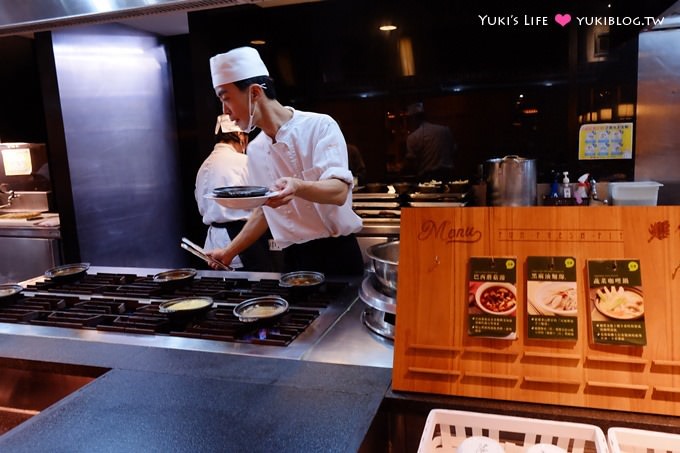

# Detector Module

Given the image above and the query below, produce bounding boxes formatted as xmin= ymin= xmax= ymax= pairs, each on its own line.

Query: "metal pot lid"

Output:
xmin=212 ymin=185 xmax=269 ymax=198
xmin=278 ymin=271 xmax=325 ymax=288
xmin=486 ymin=154 xmax=534 ymax=163
xmin=152 ymin=268 xmax=197 ymax=283
xmin=233 ymin=295 xmax=289 ymax=323
xmin=159 ymin=296 xmax=213 ymax=313
xmin=44 ymin=263 xmax=90 ymax=279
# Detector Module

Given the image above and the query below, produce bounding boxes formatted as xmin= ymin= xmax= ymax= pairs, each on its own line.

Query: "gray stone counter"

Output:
xmin=0 ymin=334 xmax=391 ymax=452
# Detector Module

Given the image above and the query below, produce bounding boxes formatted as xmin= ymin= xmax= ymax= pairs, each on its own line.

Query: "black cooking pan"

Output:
xmin=0 ymin=284 xmax=23 ymax=305
xmin=152 ymin=268 xmax=197 ymax=289
xmin=233 ymin=296 xmax=289 ymax=323
xmin=279 ymin=271 xmax=325 ymax=295
xmin=159 ymin=296 xmax=213 ymax=324
xmin=44 ymin=263 xmax=90 ymax=283
xmin=213 ymin=186 xmax=269 ymax=198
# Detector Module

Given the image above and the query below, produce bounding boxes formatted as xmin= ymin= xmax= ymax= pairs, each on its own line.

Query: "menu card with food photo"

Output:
xmin=526 ymin=256 xmax=578 ymax=341
xmin=586 ymin=259 xmax=646 ymax=346
xmin=468 ymin=257 xmax=518 ymax=340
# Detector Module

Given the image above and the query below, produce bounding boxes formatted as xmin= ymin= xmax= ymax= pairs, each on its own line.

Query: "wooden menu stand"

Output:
xmin=392 ymin=206 xmax=680 ymax=416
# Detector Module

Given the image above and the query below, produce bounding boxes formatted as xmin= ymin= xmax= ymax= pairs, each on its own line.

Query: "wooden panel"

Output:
xmin=393 ymin=206 xmax=680 ymax=416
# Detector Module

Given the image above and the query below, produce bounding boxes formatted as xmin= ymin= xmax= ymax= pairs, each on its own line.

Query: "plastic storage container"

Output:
xmin=608 ymin=427 xmax=680 ymax=453
xmin=417 ymin=409 xmax=608 ymax=452
xmin=609 ymin=181 xmax=663 ymax=206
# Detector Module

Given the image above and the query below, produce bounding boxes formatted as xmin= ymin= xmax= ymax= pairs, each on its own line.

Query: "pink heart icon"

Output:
xmin=555 ymin=13 xmax=571 ymax=27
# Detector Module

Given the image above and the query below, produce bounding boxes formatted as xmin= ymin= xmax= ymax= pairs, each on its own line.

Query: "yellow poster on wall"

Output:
xmin=578 ymin=122 xmax=633 ymax=160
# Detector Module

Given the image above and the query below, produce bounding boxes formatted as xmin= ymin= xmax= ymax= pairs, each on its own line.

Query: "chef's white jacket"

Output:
xmin=194 ymin=142 xmax=251 ymax=267
xmin=246 ymin=108 xmax=363 ymax=249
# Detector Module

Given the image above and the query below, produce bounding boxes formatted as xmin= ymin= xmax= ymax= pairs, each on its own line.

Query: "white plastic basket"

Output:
xmin=608 ymin=427 xmax=680 ymax=453
xmin=418 ymin=409 xmax=609 ymax=453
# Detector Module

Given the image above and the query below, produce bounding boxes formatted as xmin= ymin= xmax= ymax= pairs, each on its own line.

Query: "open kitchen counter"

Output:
xmin=0 ymin=266 xmax=393 ymax=452
xmin=0 ymin=336 xmax=391 ymax=452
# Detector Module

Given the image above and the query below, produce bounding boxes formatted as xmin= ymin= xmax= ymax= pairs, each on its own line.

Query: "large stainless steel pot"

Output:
xmin=365 ymin=240 xmax=399 ymax=291
xmin=485 ymin=155 xmax=537 ymax=206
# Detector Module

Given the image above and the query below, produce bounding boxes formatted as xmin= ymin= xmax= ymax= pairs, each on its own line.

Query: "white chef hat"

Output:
xmin=210 ymin=47 xmax=269 ymax=88
xmin=215 ymin=114 xmax=242 ymax=134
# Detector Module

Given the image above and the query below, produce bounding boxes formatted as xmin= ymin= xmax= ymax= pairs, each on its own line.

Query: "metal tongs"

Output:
xmin=180 ymin=237 xmax=232 ymax=271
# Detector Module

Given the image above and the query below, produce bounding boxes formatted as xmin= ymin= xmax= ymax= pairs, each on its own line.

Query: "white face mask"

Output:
xmin=243 ymin=83 xmax=267 ymax=133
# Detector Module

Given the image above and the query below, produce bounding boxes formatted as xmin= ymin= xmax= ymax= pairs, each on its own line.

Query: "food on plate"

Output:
xmin=595 ymin=285 xmax=644 ymax=319
xmin=541 ymin=285 xmax=577 ymax=312
xmin=479 ymin=284 xmax=516 ymax=313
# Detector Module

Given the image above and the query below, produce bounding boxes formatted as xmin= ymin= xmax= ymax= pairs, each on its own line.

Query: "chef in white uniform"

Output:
xmin=196 ymin=114 xmax=280 ymax=272
xmin=205 ymin=47 xmax=364 ymax=275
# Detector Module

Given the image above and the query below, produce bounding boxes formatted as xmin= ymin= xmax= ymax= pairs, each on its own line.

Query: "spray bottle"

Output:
xmin=560 ymin=171 xmax=572 ymax=198
xmin=574 ymin=173 xmax=590 ymax=205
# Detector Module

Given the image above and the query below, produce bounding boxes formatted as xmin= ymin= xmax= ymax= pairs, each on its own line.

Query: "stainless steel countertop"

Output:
xmin=12 ymin=266 xmax=394 ymax=368
xmin=303 ymin=297 xmax=394 ymax=368
xmin=0 ymin=212 xmax=60 ymax=238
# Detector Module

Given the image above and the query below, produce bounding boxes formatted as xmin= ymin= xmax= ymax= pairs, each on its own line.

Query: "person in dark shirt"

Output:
xmin=404 ymin=102 xmax=455 ymax=182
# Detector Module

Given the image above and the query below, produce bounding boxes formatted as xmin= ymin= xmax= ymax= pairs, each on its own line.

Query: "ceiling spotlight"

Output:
xmin=379 ymin=24 xmax=397 ymax=31
xmin=250 ymin=39 xmax=266 ymax=45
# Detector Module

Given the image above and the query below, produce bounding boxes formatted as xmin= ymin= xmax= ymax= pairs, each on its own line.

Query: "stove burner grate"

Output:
xmin=175 ymin=307 xmax=319 ymax=346
xmin=10 ymin=273 xmax=352 ymax=347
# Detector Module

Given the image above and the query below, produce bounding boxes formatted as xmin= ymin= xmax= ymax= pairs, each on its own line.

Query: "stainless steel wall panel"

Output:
xmin=636 ymin=28 xmax=680 ymax=186
xmin=52 ymin=24 xmax=185 ymax=267
xmin=0 ymin=236 xmax=61 ymax=284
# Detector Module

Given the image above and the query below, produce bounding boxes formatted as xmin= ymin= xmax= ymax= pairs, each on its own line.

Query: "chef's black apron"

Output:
xmin=282 ymin=234 xmax=364 ymax=276
xmin=212 ymin=221 xmax=283 ymax=272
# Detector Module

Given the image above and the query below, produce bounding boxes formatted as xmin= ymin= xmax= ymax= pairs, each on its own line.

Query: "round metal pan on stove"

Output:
xmin=279 ymin=271 xmax=325 ymax=289
xmin=212 ymin=185 xmax=269 ymax=198
xmin=152 ymin=268 xmax=197 ymax=288
xmin=0 ymin=284 xmax=23 ymax=304
xmin=159 ymin=296 xmax=213 ymax=323
xmin=44 ymin=263 xmax=90 ymax=282
xmin=233 ymin=295 xmax=289 ymax=323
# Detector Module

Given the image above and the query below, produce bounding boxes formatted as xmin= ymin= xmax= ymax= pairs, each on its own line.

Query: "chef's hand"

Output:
xmin=265 ymin=177 xmax=349 ymax=207
xmin=265 ymin=177 xmax=299 ymax=208
xmin=206 ymin=247 xmax=236 ymax=270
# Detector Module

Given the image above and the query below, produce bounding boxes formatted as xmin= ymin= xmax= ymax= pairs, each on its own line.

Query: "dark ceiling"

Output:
xmin=190 ymin=0 xmax=678 ymax=102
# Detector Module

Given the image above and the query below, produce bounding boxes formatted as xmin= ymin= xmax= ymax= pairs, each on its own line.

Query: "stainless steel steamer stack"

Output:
xmin=359 ymin=241 xmax=399 ymax=340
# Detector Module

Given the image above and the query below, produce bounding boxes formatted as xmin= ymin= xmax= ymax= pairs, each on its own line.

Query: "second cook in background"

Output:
xmin=206 ymin=46 xmax=364 ymax=276
xmin=404 ymin=101 xmax=456 ymax=182
xmin=194 ymin=114 xmax=280 ymax=271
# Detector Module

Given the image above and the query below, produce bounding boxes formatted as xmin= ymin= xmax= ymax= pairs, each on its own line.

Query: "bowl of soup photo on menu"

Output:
xmin=474 ymin=282 xmax=517 ymax=316
xmin=593 ymin=285 xmax=644 ymax=320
